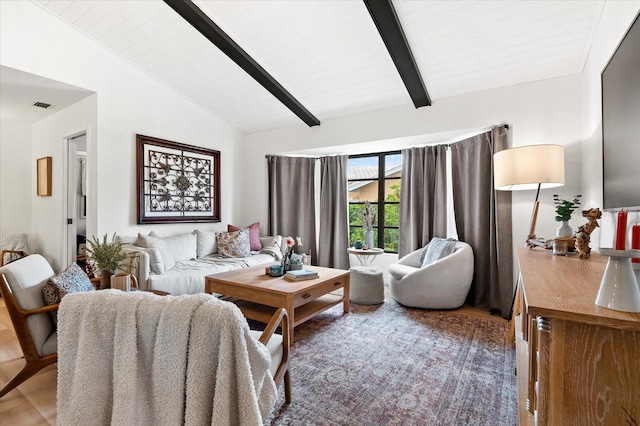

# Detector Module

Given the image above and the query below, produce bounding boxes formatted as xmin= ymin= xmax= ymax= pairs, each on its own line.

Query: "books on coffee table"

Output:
xmin=284 ymin=269 xmax=319 ymax=281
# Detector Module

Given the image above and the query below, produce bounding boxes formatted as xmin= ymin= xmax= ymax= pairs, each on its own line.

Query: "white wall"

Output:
xmin=0 ymin=118 xmax=32 ymax=236
xmin=31 ymin=96 xmax=96 ymax=271
xmin=1 ymin=1 xmax=243 ymax=269
xmin=242 ymin=76 xmax=584 ymax=274
xmin=580 ymin=1 xmax=640 ymax=248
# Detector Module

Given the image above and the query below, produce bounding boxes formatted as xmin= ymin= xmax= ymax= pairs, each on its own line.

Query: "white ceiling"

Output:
xmin=20 ymin=1 xmax=605 ymax=133
xmin=0 ymin=66 xmax=94 ymax=124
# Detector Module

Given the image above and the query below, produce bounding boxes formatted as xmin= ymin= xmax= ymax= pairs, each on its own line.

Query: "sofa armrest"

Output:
xmin=121 ymin=246 xmax=150 ymax=291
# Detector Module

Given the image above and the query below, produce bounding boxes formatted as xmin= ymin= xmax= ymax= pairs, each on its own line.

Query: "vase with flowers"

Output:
xmin=359 ymin=201 xmax=376 ymax=249
xmin=553 ymin=194 xmax=582 ymax=237
xmin=282 ymin=236 xmax=302 ymax=272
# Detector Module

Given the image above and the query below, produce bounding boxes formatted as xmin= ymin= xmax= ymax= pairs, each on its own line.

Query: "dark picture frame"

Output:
xmin=136 ymin=134 xmax=220 ymax=224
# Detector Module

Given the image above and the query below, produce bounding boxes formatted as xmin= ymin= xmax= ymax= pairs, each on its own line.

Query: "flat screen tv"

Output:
xmin=601 ymin=13 xmax=640 ymax=210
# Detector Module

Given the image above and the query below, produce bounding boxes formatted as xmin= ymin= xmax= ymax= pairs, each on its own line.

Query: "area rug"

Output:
xmin=264 ymin=300 xmax=517 ymax=425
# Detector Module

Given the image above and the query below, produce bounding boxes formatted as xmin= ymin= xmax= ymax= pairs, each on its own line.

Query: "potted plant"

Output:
xmin=553 ymin=194 xmax=581 ymax=237
xmin=86 ymin=233 xmax=137 ymax=290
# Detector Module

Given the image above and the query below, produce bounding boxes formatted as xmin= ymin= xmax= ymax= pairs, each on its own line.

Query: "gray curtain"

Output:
xmin=398 ymin=145 xmax=447 ymax=258
xmin=451 ymin=126 xmax=513 ymax=318
xmin=318 ymin=155 xmax=349 ymax=269
xmin=267 ymin=156 xmax=317 ymax=260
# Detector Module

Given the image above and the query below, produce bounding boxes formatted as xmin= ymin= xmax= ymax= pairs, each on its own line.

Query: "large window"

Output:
xmin=347 ymin=152 xmax=401 ymax=252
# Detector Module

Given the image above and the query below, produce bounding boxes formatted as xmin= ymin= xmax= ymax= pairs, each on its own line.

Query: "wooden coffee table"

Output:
xmin=205 ymin=264 xmax=350 ymax=341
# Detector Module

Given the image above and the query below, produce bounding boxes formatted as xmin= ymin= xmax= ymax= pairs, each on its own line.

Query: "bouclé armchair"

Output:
xmin=389 ymin=241 xmax=474 ymax=309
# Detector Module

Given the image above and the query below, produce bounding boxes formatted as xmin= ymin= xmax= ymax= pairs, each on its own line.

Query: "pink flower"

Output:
xmin=285 ymin=237 xmax=295 ymax=248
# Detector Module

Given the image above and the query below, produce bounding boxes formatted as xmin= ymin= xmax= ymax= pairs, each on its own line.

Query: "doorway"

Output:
xmin=65 ymin=133 xmax=87 ymax=268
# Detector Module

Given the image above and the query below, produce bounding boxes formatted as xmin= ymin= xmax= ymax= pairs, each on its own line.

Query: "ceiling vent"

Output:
xmin=33 ymin=102 xmax=51 ymax=109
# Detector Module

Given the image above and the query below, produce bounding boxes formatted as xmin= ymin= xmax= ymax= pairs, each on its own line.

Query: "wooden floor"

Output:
xmin=0 ymin=294 xmax=506 ymax=425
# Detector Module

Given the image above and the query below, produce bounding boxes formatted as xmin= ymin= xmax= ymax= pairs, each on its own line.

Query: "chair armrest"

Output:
xmin=259 ymin=308 xmax=289 ymax=348
xmin=259 ymin=308 xmax=290 ymax=385
xmin=397 ymin=248 xmax=422 ymax=267
xmin=21 ymin=303 xmax=59 ymax=316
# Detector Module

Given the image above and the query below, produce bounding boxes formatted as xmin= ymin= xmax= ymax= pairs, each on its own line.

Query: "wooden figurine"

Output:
xmin=575 ymin=208 xmax=602 ymax=259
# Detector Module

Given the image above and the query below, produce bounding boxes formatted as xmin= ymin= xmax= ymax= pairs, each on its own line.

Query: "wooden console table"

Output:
xmin=515 ymin=248 xmax=639 ymax=425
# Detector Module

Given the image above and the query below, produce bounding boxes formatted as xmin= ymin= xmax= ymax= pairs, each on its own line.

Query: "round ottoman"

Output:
xmin=349 ymin=266 xmax=384 ymax=304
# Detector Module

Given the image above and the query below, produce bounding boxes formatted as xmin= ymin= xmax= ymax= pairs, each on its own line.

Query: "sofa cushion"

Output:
xmin=217 ymin=229 xmax=250 ymax=258
xmin=156 ymin=232 xmax=197 ymax=263
xmin=228 ymin=222 xmax=261 ymax=251
xmin=137 ymin=233 xmax=176 ymax=272
xmin=42 ymin=263 xmax=94 ymax=324
xmin=195 ymin=229 xmax=217 ymax=258
xmin=421 ymin=237 xmax=457 ymax=268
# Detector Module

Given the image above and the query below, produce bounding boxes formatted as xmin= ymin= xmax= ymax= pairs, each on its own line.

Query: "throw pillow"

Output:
xmin=137 ymin=233 xmax=176 ymax=272
xmin=42 ymin=263 xmax=94 ymax=324
xmin=195 ymin=229 xmax=217 ymax=258
xmin=217 ymin=229 xmax=251 ymax=258
xmin=259 ymin=235 xmax=282 ymax=250
xmin=421 ymin=237 xmax=457 ymax=268
xmin=228 ymin=222 xmax=261 ymax=251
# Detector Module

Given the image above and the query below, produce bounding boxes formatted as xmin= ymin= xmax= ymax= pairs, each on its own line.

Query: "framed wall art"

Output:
xmin=37 ymin=156 xmax=52 ymax=196
xmin=136 ymin=134 xmax=220 ymax=224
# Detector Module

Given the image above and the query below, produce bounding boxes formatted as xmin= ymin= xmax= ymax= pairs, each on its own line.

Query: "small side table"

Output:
xmin=348 ymin=247 xmax=384 ymax=266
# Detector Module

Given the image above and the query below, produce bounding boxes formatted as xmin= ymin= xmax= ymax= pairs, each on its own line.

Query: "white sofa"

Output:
xmin=117 ymin=231 xmax=284 ymax=295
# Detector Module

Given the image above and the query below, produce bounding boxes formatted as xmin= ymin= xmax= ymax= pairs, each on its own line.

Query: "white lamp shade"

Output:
xmin=494 ymin=144 xmax=565 ymax=191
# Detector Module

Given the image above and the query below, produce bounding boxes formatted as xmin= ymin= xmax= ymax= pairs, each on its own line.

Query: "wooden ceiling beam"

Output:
xmin=364 ymin=0 xmax=431 ymax=108
xmin=164 ymin=0 xmax=320 ymax=127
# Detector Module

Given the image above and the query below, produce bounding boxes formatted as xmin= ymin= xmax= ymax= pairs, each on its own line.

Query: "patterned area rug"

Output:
xmin=264 ymin=300 xmax=517 ymax=425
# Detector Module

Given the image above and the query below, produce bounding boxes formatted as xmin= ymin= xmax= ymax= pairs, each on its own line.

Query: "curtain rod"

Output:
xmin=265 ymin=124 xmax=510 ymax=158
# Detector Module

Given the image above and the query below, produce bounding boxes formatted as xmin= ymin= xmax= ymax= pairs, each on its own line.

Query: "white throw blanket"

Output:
xmin=57 ymin=290 xmax=277 ymax=426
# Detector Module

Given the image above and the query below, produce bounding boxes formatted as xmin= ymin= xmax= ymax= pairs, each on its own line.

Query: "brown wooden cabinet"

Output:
xmin=516 ymin=248 xmax=639 ymax=425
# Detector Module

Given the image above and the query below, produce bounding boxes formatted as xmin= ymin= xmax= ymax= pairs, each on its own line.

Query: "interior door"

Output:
xmin=65 ymin=133 xmax=86 ymax=267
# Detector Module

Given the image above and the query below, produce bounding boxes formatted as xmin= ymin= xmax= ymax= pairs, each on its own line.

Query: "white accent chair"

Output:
xmin=389 ymin=241 xmax=474 ymax=309
xmin=0 ymin=254 xmax=57 ymax=398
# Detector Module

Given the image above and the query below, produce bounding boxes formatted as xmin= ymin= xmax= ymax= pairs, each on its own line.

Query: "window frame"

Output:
xmin=348 ymin=151 xmax=401 ymax=253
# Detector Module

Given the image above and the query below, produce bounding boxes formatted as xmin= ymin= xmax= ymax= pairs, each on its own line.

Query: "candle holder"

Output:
xmin=595 ymin=248 xmax=640 ymax=313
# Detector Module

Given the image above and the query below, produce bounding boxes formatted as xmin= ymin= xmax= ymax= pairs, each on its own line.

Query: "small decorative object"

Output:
xmin=136 ymin=134 xmax=221 ymax=224
xmin=552 ymin=239 xmax=568 ymax=256
xmin=36 ymin=156 xmax=52 ymax=196
xmin=86 ymin=234 xmax=137 ymax=290
xmin=615 ymin=210 xmax=628 ymax=250
xmin=269 ymin=265 xmax=283 ymax=277
xmin=553 ymin=194 xmax=581 ymax=237
xmin=354 ymin=241 xmax=363 ymax=249
xmin=289 ymin=259 xmax=303 ymax=270
xmin=359 ymin=201 xmax=376 ymax=249
xmin=595 ymin=248 xmax=640 ymax=312
xmin=574 ymin=208 xmax=602 ymax=259
xmin=362 ymin=244 xmax=369 ymax=250
xmin=632 ymin=224 xmax=640 ymax=265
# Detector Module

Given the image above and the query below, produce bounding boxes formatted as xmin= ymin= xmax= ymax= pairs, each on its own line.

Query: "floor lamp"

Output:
xmin=494 ymin=144 xmax=565 ymax=247
xmin=493 ymin=144 xmax=565 ymax=337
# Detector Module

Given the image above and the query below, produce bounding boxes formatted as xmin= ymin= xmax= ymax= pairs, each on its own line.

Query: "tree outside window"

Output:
xmin=347 ymin=152 xmax=401 ymax=252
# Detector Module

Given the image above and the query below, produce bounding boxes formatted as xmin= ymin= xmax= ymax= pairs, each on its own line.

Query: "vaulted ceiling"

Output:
xmin=34 ymin=0 xmax=604 ymax=134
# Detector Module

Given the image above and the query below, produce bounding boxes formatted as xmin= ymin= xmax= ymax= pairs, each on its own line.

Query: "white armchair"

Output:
xmin=389 ymin=241 xmax=474 ymax=309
